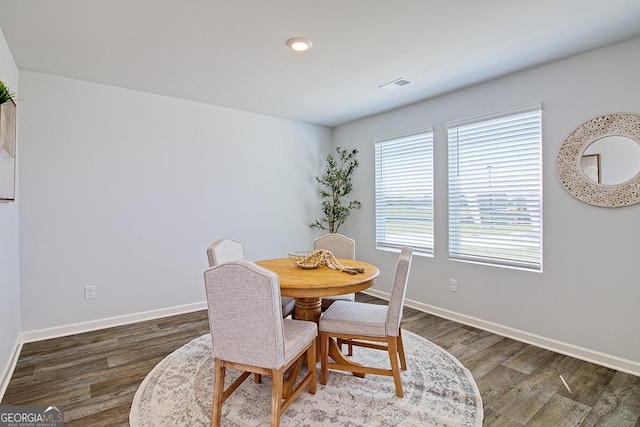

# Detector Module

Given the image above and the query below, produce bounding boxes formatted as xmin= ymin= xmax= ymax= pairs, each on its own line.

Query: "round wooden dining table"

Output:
xmin=255 ymin=258 xmax=379 ymax=323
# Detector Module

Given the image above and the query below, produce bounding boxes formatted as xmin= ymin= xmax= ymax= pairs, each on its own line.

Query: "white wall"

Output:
xmin=0 ymin=26 xmax=20 ymax=392
xmin=336 ymin=37 xmax=640 ymax=370
xmin=18 ymin=71 xmax=332 ymax=332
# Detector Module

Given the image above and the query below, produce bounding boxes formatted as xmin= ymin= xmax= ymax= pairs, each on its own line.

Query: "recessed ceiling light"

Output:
xmin=287 ymin=37 xmax=313 ymax=52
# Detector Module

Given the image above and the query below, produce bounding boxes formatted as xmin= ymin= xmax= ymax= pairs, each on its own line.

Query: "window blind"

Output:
xmin=447 ymin=105 xmax=542 ymax=270
xmin=374 ymin=128 xmax=434 ymax=255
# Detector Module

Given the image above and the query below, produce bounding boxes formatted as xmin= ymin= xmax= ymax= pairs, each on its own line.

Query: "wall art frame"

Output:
xmin=0 ymin=98 xmax=17 ymax=202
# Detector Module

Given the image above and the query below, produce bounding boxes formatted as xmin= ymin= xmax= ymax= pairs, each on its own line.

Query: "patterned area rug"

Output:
xmin=130 ymin=331 xmax=483 ymax=426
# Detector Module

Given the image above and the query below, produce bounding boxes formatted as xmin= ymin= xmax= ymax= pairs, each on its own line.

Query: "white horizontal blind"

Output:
xmin=447 ymin=105 xmax=542 ymax=270
xmin=374 ymin=129 xmax=434 ymax=255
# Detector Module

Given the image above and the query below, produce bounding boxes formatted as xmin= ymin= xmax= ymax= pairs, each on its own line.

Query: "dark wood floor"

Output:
xmin=2 ymin=294 xmax=639 ymax=426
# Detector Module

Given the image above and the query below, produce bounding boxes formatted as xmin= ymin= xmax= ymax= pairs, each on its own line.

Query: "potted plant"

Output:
xmin=310 ymin=147 xmax=361 ymax=234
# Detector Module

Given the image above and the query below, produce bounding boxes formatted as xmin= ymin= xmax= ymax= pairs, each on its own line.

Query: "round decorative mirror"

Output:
xmin=581 ymin=135 xmax=640 ymax=185
xmin=557 ymin=113 xmax=640 ymax=207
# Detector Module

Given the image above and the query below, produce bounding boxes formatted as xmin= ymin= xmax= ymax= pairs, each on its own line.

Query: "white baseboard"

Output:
xmin=21 ymin=301 xmax=208 ymax=343
xmin=363 ymin=289 xmax=640 ymax=377
xmin=1 ymin=335 xmax=23 ymax=402
xmin=2 ymin=302 xmax=208 ymax=401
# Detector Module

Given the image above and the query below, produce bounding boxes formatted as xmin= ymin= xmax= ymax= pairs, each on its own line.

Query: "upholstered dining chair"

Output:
xmin=204 ymin=261 xmax=317 ymax=427
xmin=206 ymin=239 xmax=295 ymax=318
xmin=313 ymin=233 xmax=356 ymax=311
xmin=319 ymin=246 xmax=413 ymax=397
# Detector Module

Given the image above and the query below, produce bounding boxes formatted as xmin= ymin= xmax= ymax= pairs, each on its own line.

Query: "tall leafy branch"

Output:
xmin=310 ymin=147 xmax=361 ymax=234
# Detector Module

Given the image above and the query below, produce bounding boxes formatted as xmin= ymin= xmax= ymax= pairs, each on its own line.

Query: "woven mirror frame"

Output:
xmin=556 ymin=113 xmax=640 ymax=208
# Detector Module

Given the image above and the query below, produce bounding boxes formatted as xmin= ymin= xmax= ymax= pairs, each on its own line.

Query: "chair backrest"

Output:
xmin=207 ymin=239 xmax=245 ymax=267
xmin=203 ymin=261 xmax=286 ymax=369
xmin=385 ymin=247 xmax=413 ymax=336
xmin=313 ymin=233 xmax=355 ymax=259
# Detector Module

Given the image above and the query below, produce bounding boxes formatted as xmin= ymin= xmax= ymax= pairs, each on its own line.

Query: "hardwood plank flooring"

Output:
xmin=2 ymin=294 xmax=639 ymax=426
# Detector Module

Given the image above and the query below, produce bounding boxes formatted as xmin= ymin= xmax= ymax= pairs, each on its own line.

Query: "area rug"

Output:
xmin=130 ymin=331 xmax=483 ymax=426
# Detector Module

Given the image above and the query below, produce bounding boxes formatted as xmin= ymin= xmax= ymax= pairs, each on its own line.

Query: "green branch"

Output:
xmin=0 ymin=81 xmax=15 ymax=104
xmin=310 ymin=147 xmax=361 ymax=234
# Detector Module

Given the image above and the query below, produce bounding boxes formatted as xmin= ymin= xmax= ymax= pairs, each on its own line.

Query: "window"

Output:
xmin=447 ymin=104 xmax=542 ymax=271
xmin=374 ymin=128 xmax=434 ymax=255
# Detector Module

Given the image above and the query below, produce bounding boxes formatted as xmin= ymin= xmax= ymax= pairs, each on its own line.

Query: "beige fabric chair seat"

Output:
xmin=319 ymin=301 xmax=388 ymax=337
xmin=283 ymin=319 xmax=318 ymax=362
xmin=281 ymin=298 xmax=296 ymax=319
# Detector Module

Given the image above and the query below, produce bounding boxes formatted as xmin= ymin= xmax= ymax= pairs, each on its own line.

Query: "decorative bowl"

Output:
xmin=288 ymin=251 xmax=321 ymax=269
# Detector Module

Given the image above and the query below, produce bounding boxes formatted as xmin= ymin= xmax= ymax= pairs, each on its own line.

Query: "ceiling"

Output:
xmin=1 ymin=1 xmax=640 ymax=128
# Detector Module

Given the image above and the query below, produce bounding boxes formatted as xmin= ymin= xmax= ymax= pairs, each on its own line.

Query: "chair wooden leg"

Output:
xmin=270 ymin=368 xmax=284 ymax=427
xmin=320 ymin=332 xmax=328 ymax=385
xmin=214 ymin=341 xmax=315 ymax=427
xmin=255 ymin=373 xmax=262 ymax=383
xmin=387 ymin=336 xmax=403 ymax=397
xmin=211 ymin=359 xmax=225 ymax=427
xmin=397 ymin=329 xmax=407 ymax=370
xmin=307 ymin=339 xmax=317 ymax=393
xmin=335 ymin=338 xmax=353 ymax=356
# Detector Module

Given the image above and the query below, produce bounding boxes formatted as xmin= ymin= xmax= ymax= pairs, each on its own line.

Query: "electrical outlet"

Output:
xmin=449 ymin=279 xmax=458 ymax=293
xmin=84 ymin=285 xmax=96 ymax=300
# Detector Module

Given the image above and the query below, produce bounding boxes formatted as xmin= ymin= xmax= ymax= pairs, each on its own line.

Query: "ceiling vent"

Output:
xmin=379 ymin=77 xmax=414 ymax=91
